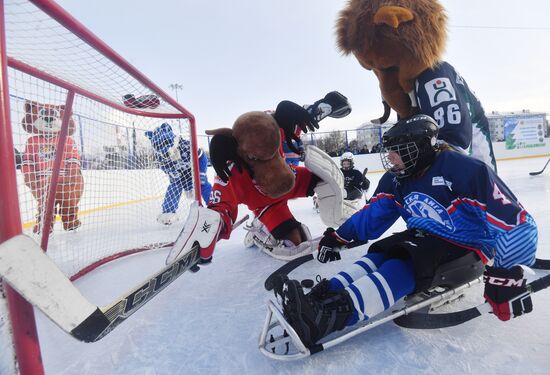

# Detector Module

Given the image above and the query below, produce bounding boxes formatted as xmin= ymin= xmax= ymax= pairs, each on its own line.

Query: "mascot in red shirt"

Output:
xmin=21 ymin=100 xmax=84 ymax=233
xmin=164 ymin=92 xmax=360 ymax=268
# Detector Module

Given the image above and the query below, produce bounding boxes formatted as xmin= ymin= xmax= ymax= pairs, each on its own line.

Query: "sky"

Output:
xmin=52 ymin=0 xmax=550 ymax=136
xmin=5 ymin=154 xmax=547 ymax=375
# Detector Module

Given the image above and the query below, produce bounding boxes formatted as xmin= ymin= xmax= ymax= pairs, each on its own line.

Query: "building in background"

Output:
xmin=487 ymin=110 xmax=548 ymax=142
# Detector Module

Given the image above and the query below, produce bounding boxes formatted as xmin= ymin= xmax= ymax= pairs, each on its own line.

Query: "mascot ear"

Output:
xmin=374 ymin=6 xmax=414 ymax=28
xmin=205 ymin=127 xmax=233 ymax=137
xmin=160 ymin=123 xmax=172 ymax=133
xmin=22 ymin=100 xmax=39 ymax=134
xmin=145 ymin=130 xmax=153 ymax=139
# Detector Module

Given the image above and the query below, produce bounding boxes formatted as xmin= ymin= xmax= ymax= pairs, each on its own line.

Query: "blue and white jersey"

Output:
xmin=415 ymin=61 xmax=496 ymax=171
xmin=336 ymin=150 xmax=537 ymax=268
xmin=156 ymin=137 xmax=192 ymax=181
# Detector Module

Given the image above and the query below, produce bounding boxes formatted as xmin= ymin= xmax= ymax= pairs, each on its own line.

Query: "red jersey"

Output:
xmin=208 ymin=163 xmax=314 ymax=240
xmin=21 ymin=135 xmax=81 ymax=177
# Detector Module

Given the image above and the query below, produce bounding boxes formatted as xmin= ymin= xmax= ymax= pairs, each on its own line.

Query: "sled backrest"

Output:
xmin=429 ymin=252 xmax=484 ymax=290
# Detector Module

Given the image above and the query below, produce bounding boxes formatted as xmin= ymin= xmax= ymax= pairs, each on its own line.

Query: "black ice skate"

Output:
xmin=282 ymin=279 xmax=354 ymax=347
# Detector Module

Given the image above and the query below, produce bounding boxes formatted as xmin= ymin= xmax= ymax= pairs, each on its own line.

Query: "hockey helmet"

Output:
xmin=381 ymin=114 xmax=439 ymax=178
xmin=340 ymin=151 xmax=354 ymax=170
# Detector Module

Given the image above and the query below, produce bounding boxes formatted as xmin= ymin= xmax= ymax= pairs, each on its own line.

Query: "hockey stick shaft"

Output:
xmin=73 ymin=244 xmax=200 ymax=342
xmin=396 ymin=273 xmax=550 ymax=329
xmin=263 ymin=239 xmax=369 ymax=291
xmin=529 ymin=158 xmax=550 ymax=176
xmin=264 ymin=254 xmax=314 ymax=291
xmin=233 ymin=214 xmax=250 ymax=230
xmin=0 ymin=234 xmax=200 ymax=342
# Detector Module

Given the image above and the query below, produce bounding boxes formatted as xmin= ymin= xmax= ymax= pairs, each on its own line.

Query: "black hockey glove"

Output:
xmin=317 ymin=228 xmax=349 ymax=263
xmin=209 ymin=134 xmax=245 ymax=183
xmin=307 ymin=91 xmax=351 ymax=122
xmin=273 ymin=100 xmax=318 ymax=154
xmin=483 ymin=265 xmax=533 ymax=321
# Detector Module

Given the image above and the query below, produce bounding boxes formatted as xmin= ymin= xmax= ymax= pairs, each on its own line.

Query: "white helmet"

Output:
xmin=340 ymin=152 xmax=354 ymax=170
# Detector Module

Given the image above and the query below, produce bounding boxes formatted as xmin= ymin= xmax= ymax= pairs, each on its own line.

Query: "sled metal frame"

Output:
xmin=259 ymin=277 xmax=483 ymax=360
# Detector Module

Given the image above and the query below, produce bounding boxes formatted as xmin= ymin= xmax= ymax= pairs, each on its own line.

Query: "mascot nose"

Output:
xmin=43 ymin=116 xmax=55 ymax=123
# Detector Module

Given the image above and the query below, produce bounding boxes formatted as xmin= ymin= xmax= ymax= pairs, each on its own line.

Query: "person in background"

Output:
xmin=340 ymin=152 xmax=370 ymax=200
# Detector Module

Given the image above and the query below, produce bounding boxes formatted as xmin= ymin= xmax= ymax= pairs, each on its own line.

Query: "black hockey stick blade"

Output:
xmin=264 ymin=254 xmax=314 ymax=291
xmin=529 ymin=158 xmax=550 ymax=176
xmin=393 ymin=273 xmax=550 ymax=329
xmin=71 ymin=244 xmax=201 ymax=342
xmin=533 ymin=258 xmax=550 ymax=270
xmin=263 ymin=239 xmax=369 ymax=291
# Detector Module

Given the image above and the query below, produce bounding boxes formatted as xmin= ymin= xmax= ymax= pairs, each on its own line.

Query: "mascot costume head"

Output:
xmin=336 ymin=0 xmax=447 ymax=119
xmin=206 ymin=111 xmax=295 ymax=199
xmin=21 ymin=100 xmax=83 ymax=233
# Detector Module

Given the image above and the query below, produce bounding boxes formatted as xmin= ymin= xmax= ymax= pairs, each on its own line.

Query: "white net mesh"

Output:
xmin=5 ymin=0 xmax=197 ymax=277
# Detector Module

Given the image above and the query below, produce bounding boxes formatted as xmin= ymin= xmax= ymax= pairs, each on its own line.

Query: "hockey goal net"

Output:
xmin=1 ymin=0 xmax=199 ymax=373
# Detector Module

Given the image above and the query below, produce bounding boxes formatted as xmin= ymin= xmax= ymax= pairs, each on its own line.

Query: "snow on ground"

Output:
xmin=26 ymin=156 xmax=550 ymax=374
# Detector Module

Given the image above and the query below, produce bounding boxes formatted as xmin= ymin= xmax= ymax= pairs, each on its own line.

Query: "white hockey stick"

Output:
xmin=0 ymin=234 xmax=200 ymax=342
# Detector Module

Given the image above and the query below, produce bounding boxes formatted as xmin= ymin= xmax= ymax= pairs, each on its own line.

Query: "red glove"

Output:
xmin=483 ymin=266 xmax=533 ymax=321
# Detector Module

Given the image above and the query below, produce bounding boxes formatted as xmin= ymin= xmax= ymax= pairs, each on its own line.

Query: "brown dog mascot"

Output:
xmin=21 ymin=100 xmax=84 ymax=233
xmin=336 ymin=0 xmax=496 ymax=170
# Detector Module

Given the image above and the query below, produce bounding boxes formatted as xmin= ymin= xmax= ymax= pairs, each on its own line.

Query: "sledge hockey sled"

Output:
xmin=259 ymin=251 xmax=550 ymax=360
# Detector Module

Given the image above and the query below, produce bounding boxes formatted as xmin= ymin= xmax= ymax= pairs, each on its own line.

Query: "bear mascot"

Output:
xmin=21 ymin=100 xmax=84 ymax=233
xmin=336 ymin=0 xmax=496 ymax=171
xmin=145 ymin=123 xmax=212 ymax=225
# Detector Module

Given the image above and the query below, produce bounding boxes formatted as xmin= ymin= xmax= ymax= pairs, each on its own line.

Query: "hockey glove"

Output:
xmin=209 ymin=134 xmax=245 ymax=183
xmin=483 ymin=265 xmax=533 ymax=321
xmin=274 ymin=100 xmax=318 ymax=154
xmin=317 ymin=227 xmax=349 ymax=263
xmin=308 ymin=91 xmax=352 ymax=121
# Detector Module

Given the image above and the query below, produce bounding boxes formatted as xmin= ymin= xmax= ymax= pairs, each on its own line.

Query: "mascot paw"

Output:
xmin=63 ymin=219 xmax=81 ymax=231
xmin=157 ymin=212 xmax=179 ymax=225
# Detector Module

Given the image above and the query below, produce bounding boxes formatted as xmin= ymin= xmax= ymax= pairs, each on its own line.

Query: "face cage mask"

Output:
xmin=380 ymin=141 xmax=420 ymax=178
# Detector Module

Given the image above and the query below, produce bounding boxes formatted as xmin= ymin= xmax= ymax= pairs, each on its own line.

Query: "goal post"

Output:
xmin=0 ymin=0 xmax=201 ymax=373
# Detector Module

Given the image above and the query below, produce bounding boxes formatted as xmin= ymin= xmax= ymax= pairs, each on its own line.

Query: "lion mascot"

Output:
xmin=336 ymin=0 xmax=496 ymax=171
xmin=21 ymin=100 xmax=84 ymax=233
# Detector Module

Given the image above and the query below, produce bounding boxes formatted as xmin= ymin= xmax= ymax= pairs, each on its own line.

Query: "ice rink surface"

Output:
xmin=33 ymin=156 xmax=550 ymax=375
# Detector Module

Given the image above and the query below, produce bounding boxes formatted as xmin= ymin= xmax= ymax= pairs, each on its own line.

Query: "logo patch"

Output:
xmin=404 ymin=192 xmax=454 ymax=231
xmin=432 ymin=176 xmax=445 ymax=186
xmin=425 ymin=77 xmax=456 ymax=107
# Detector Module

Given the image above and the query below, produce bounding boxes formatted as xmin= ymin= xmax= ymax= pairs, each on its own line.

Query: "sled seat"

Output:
xmin=427 ymin=251 xmax=483 ymax=290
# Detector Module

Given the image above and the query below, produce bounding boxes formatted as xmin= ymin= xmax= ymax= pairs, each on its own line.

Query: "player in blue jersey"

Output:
xmin=280 ymin=114 xmax=537 ymax=347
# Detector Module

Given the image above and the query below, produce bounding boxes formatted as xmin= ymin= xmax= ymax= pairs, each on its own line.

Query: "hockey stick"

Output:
xmin=0 ymin=234 xmax=200 ymax=342
xmin=393 ymin=272 xmax=550 ymax=329
xmin=534 ymin=258 xmax=550 ymax=270
xmin=264 ymin=254 xmax=314 ymax=291
xmin=529 ymin=158 xmax=550 ymax=176
xmin=263 ymin=239 xmax=369 ymax=291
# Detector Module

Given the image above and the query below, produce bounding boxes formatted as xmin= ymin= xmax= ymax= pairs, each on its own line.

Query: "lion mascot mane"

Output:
xmin=336 ymin=0 xmax=496 ymax=170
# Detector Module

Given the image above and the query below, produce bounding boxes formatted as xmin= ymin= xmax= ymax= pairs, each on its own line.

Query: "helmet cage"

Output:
xmin=380 ymin=141 xmax=420 ymax=178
